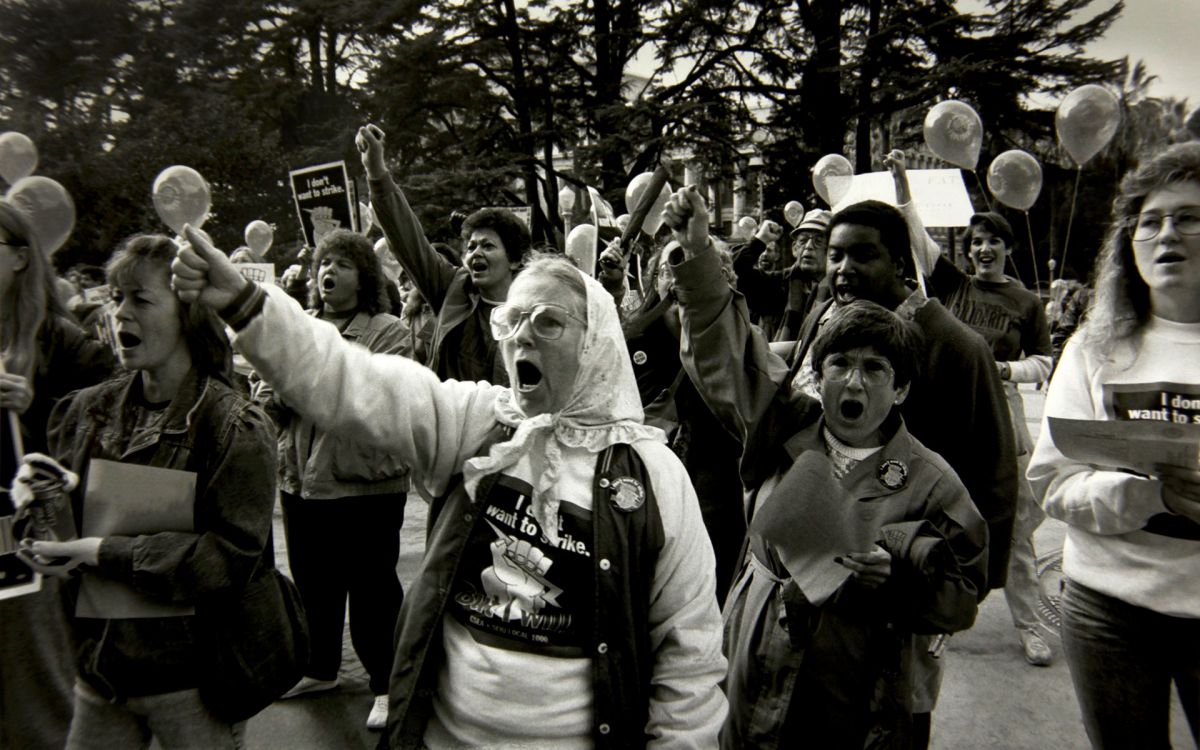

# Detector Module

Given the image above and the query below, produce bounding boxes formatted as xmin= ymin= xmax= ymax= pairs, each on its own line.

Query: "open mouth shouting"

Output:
xmin=468 ymin=258 xmax=490 ymax=278
xmin=321 ymin=274 xmax=337 ymax=292
xmin=515 ymin=359 xmax=544 ymax=393
xmin=1156 ymin=250 xmax=1187 ymax=265
xmin=117 ymin=330 xmax=143 ymax=351
xmin=839 ymin=398 xmax=865 ymax=421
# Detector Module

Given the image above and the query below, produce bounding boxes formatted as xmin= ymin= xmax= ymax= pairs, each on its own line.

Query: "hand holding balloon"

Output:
xmin=171 ymin=225 xmax=250 ymax=309
xmin=356 ymin=124 xmax=387 ymax=180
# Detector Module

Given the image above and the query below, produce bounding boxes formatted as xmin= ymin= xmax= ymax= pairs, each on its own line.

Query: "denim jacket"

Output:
xmin=48 ymin=369 xmax=277 ymax=699
xmin=262 ymin=310 xmax=412 ymax=499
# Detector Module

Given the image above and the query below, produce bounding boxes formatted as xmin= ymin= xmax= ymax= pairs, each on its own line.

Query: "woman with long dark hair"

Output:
xmin=0 ymin=200 xmax=113 ymax=750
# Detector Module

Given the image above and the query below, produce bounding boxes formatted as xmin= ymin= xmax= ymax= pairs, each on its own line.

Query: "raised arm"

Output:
xmin=172 ymin=226 xmax=500 ymax=494
xmin=885 ymin=150 xmax=942 ymax=284
xmin=662 ymin=186 xmax=806 ymax=447
xmin=358 ymin=124 xmax=459 ymax=312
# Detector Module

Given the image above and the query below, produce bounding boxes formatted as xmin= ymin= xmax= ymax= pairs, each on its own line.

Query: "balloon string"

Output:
xmin=1059 ymin=168 xmax=1083 ymax=282
xmin=972 ymin=170 xmax=995 ymax=212
xmin=1023 ymin=211 xmax=1041 ymax=294
xmin=0 ymin=359 xmax=24 ymax=465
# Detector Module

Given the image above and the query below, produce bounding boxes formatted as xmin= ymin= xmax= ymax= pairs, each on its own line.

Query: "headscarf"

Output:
xmin=463 ymin=264 xmax=666 ymax=544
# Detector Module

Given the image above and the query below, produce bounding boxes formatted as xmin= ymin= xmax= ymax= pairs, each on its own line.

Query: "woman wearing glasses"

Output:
xmin=171 ymin=233 xmax=726 ymax=749
xmin=1028 ymin=142 xmax=1200 ymax=747
xmin=720 ymin=300 xmax=986 ymax=749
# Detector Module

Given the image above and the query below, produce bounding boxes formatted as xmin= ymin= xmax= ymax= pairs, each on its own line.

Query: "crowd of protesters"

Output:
xmin=1 ymin=126 xmax=1198 ymax=750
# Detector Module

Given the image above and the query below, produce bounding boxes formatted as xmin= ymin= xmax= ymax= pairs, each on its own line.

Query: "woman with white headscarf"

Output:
xmin=171 ymin=228 xmax=727 ymax=750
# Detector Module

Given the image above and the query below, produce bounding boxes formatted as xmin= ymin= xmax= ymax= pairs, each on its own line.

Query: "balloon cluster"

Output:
xmin=0 ymin=132 xmax=76 ymax=255
xmin=918 ymin=85 xmax=1121 ymax=285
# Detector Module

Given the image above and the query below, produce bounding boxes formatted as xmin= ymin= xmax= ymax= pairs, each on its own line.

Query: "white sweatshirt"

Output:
xmin=234 ymin=283 xmax=728 ymax=746
xmin=1028 ymin=316 xmax=1200 ymax=617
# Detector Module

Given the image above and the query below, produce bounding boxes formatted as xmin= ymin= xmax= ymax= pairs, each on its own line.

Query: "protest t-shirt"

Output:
xmin=1037 ymin=315 xmax=1200 ymax=618
xmin=930 ymin=257 xmax=1050 ymax=362
xmin=424 ymin=439 xmax=596 ymax=749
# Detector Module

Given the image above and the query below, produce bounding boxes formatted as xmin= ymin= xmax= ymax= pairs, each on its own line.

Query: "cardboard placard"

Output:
xmin=289 ymin=161 xmax=357 ymax=248
xmin=831 ymin=169 xmax=976 ymax=227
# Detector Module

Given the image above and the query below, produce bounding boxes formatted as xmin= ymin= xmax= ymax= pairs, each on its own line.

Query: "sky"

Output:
xmin=1081 ymin=0 xmax=1199 ymax=103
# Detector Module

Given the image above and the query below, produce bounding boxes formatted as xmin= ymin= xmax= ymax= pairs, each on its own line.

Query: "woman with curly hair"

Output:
xmin=256 ymin=229 xmax=412 ymax=731
xmin=1028 ymin=141 xmax=1200 ymax=747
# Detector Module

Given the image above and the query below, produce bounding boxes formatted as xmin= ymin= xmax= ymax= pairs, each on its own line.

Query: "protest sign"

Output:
xmin=831 ymin=169 xmax=975 ymax=227
xmin=290 ymin=161 xmax=357 ymax=248
xmin=233 ymin=262 xmax=276 ymax=286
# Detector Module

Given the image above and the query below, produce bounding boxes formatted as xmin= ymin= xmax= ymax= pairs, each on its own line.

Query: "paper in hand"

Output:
xmin=1048 ymin=417 xmax=1200 ymax=474
xmin=751 ymin=451 xmax=889 ymax=605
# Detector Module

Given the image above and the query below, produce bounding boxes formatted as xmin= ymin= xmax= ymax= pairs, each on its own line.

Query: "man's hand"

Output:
xmin=837 ymin=544 xmax=892 ymax=589
xmin=171 ymin=224 xmax=250 ymax=309
xmin=356 ymin=124 xmax=388 ymax=180
xmin=0 ymin=373 xmax=33 ymax=414
xmin=662 ymin=185 xmax=711 ymax=258
xmin=755 ymin=219 xmax=783 ymax=246
xmin=883 ymin=149 xmax=913 ymax=205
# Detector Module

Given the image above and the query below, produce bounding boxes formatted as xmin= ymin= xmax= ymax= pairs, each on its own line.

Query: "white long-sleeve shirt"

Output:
xmin=1027 ymin=317 xmax=1200 ymax=617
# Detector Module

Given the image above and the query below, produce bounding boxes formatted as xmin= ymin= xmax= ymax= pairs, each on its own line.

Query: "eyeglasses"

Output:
xmin=1129 ymin=207 xmax=1200 ymax=241
xmin=490 ymin=303 xmax=584 ymax=341
xmin=820 ymin=355 xmax=895 ymax=386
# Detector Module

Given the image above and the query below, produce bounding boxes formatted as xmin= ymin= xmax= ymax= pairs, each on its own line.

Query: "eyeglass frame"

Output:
xmin=1127 ymin=206 xmax=1200 ymax=242
xmin=489 ymin=302 xmax=586 ymax=341
xmin=818 ymin=354 xmax=896 ymax=387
